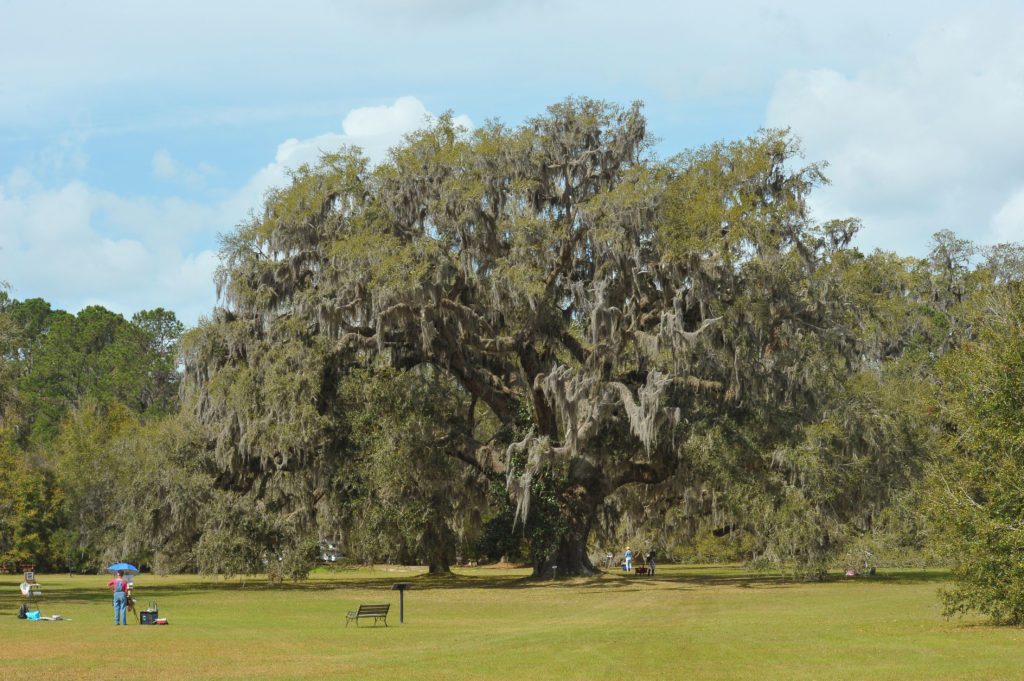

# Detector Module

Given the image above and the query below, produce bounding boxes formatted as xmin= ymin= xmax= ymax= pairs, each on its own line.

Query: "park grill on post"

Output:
xmin=392 ymin=582 xmax=411 ymax=623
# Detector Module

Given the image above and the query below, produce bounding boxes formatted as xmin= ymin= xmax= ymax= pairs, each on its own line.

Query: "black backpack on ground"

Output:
xmin=18 ymin=603 xmax=27 ymax=619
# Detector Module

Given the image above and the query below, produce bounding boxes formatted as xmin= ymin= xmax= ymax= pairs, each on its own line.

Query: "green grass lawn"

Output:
xmin=1 ymin=564 xmax=1021 ymax=680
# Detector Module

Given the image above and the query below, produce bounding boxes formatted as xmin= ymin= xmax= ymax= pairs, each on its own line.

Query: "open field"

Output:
xmin=2 ymin=564 xmax=1023 ymax=681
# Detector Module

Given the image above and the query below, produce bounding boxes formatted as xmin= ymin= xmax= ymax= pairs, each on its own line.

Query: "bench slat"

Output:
xmin=345 ymin=603 xmax=390 ymax=627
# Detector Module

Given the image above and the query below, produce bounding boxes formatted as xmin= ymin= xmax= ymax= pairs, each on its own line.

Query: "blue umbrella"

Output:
xmin=107 ymin=562 xmax=139 ymax=575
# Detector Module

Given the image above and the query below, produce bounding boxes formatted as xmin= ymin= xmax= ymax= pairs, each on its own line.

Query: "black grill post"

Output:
xmin=391 ymin=582 xmax=411 ymax=623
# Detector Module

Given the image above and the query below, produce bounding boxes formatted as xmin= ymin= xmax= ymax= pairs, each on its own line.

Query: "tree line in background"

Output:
xmin=3 ymin=98 xmax=1024 ymax=622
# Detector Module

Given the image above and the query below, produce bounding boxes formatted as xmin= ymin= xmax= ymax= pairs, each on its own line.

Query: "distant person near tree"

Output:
xmin=624 ymin=546 xmax=633 ymax=571
xmin=107 ymin=570 xmax=130 ymax=625
xmin=647 ymin=548 xmax=656 ymax=574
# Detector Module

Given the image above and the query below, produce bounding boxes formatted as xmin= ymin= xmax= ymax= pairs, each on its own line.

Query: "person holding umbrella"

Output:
xmin=106 ymin=563 xmax=138 ymax=625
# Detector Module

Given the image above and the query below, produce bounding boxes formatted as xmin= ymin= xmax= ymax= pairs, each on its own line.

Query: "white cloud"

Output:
xmin=992 ymin=188 xmax=1024 ymax=244
xmin=0 ymin=172 xmax=220 ymax=326
xmin=342 ymin=96 xmax=433 ymax=139
xmin=0 ymin=1 xmax=348 ymax=128
xmin=151 ymin=149 xmax=217 ymax=188
xmin=766 ymin=8 xmax=1024 ymax=256
xmin=4 ymin=0 xmax=940 ymax=134
xmin=151 ymin=150 xmax=178 ymax=179
xmin=232 ymin=96 xmax=473 ymax=220
xmin=0 ymin=97 xmax=467 ymax=327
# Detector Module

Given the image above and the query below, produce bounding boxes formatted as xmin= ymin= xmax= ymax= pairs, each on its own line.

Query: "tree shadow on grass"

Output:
xmin=841 ymin=568 xmax=948 ymax=585
xmin=567 ymin=568 xmax=792 ymax=593
xmin=0 ymin=571 xmax=713 ymax=603
xmin=194 ymin=566 xmax=795 ymax=593
xmin=0 ymin=566 xmax=949 ymax=609
xmin=362 ymin=565 xmax=950 ymax=593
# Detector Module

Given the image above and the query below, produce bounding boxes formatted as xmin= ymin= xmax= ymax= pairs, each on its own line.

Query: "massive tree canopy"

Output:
xmin=183 ymin=98 xmax=888 ymax=576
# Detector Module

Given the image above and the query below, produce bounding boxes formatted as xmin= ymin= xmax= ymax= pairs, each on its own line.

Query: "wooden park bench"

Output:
xmin=345 ymin=603 xmax=390 ymax=627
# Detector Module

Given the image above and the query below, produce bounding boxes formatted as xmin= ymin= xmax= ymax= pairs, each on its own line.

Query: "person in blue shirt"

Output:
xmin=624 ymin=546 xmax=633 ymax=572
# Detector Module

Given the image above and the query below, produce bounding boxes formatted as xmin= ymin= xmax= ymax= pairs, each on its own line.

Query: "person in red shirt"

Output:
xmin=107 ymin=570 xmax=130 ymax=625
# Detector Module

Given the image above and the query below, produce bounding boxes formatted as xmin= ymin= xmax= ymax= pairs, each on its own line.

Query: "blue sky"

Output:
xmin=2 ymin=0 xmax=1023 ymax=327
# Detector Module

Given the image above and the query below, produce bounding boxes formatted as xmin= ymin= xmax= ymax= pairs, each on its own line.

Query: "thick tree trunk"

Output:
xmin=531 ymin=475 xmax=604 ymax=579
xmin=428 ymin=559 xmax=451 ymax=575
xmin=533 ymin=517 xmax=597 ymax=578
xmin=424 ymin=513 xmax=454 ymax=575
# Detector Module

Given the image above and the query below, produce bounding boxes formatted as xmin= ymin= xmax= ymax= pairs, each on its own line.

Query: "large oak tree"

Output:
xmin=183 ymin=98 xmax=881 ymax=576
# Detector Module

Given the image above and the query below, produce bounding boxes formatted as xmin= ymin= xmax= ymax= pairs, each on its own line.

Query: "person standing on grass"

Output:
xmin=647 ymin=548 xmax=656 ymax=575
xmin=107 ymin=570 xmax=130 ymax=625
xmin=624 ymin=546 xmax=633 ymax=572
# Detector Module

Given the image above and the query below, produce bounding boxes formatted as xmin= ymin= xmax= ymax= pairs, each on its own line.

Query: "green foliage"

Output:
xmin=0 ymin=295 xmax=25 ymax=431
xmin=469 ymin=480 xmax=528 ymax=563
xmin=115 ymin=414 xmax=220 ymax=574
xmin=51 ymin=400 xmax=140 ymax=567
xmin=687 ymin=527 xmax=759 ymax=564
xmin=11 ymin=303 xmax=183 ymax=446
xmin=0 ymin=430 xmax=63 ymax=570
xmin=929 ymin=284 xmax=1024 ymax=623
xmin=339 ymin=367 xmax=486 ymax=572
xmin=130 ymin=308 xmax=185 ymax=416
xmin=184 ymin=97 xmax=936 ymax=578
xmin=191 ymin=491 xmax=314 ymax=580
xmin=0 ymin=294 xmax=186 ymax=571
